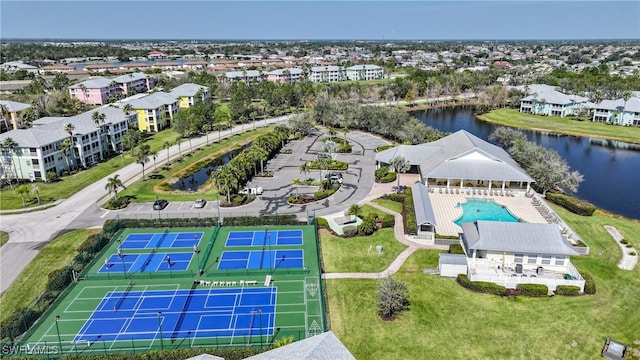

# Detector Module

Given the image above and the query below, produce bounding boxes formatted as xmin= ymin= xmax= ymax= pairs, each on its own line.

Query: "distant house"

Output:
xmin=123 ymin=92 xmax=179 ymax=133
xmin=120 ymin=63 xmax=151 ymax=71
xmin=518 ymin=84 xmax=589 ymax=117
xmin=169 ymin=83 xmax=210 ymax=108
xmin=39 ymin=65 xmax=75 ymax=74
xmin=0 ymin=61 xmax=38 ymax=74
xmin=83 ymin=64 xmax=117 ymax=73
xmin=345 ymin=64 xmax=384 ymax=81
xmin=0 ymin=106 xmax=135 ymax=181
xmin=148 ymin=51 xmax=168 ymax=60
xmin=592 ymin=97 xmax=640 ymax=126
xmin=439 ymin=221 xmax=585 ymax=291
xmin=222 ymin=70 xmax=263 ymax=83
xmin=308 ymin=66 xmax=346 ymax=83
xmin=0 ymin=100 xmax=31 ymax=132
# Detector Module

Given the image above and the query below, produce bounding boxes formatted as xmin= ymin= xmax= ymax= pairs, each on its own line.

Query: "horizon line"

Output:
xmin=2 ymin=37 xmax=640 ymax=42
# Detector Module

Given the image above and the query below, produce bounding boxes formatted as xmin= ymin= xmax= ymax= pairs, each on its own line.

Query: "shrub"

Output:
xmin=582 ymin=271 xmax=597 ymax=294
xmin=404 ymin=187 xmax=417 ymax=235
xmin=516 ymin=284 xmax=549 ymax=296
xmin=620 ymin=239 xmax=628 ymax=245
xmin=233 ymin=194 xmax=247 ymax=204
xmin=376 ymin=144 xmax=396 ymax=152
xmin=375 ymin=167 xmax=389 ymax=181
xmin=314 ymin=188 xmax=335 ymax=200
xmin=358 ymin=218 xmax=377 ymax=236
xmin=384 ymin=193 xmax=405 ymax=203
xmin=287 ymin=195 xmax=297 ymax=203
xmin=377 ymin=277 xmax=409 ymax=320
xmin=545 ymin=192 xmax=596 ymax=216
xmin=337 ymin=143 xmax=352 ymax=153
xmin=381 ymin=214 xmax=395 ymax=228
xmin=343 ymin=225 xmax=358 ymax=237
xmin=380 ymin=172 xmax=397 ymax=183
xmin=456 ymin=274 xmax=506 ymax=295
xmin=555 ymin=285 xmax=581 ymax=296
xmin=448 ymin=244 xmax=465 ymax=254
xmin=316 ymin=217 xmax=329 ymax=227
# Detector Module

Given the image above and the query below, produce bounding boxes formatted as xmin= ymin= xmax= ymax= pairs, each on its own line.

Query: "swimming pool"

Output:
xmin=454 ymin=198 xmax=521 ymax=226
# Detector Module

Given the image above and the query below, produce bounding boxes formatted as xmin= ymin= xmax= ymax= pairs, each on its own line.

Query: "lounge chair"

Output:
xmin=439 ymin=188 xmax=443 ymax=194
xmin=455 ymin=188 xmax=460 ymax=194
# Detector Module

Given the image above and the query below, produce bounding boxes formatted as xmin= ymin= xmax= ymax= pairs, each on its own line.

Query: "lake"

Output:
xmin=412 ymin=107 xmax=640 ymax=220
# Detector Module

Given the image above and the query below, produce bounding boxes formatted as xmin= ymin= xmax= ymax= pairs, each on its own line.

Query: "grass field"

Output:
xmin=0 ymin=229 xmax=100 ymax=323
xmin=0 ymin=231 xmax=8 ymax=247
xmin=371 ymin=198 xmax=403 ymax=214
xmin=319 ymin=228 xmax=407 ymax=273
xmin=16 ymin=224 xmax=325 ymax=357
xmin=113 ymin=128 xmax=271 ymax=204
xmin=326 ymin=206 xmax=640 ymax=360
xmin=478 ymin=108 xmax=640 ymax=145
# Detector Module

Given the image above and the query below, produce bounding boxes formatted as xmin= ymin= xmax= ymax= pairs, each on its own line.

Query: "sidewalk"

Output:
xmin=604 ymin=225 xmax=638 ymax=270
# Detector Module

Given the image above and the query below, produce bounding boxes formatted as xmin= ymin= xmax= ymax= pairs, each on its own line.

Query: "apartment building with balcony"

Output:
xmin=169 ymin=83 xmax=210 ymax=108
xmin=345 ymin=64 xmax=384 ymax=81
xmin=0 ymin=106 xmax=135 ymax=182
xmin=518 ymin=84 xmax=589 ymax=118
xmin=221 ymin=70 xmax=263 ymax=83
xmin=308 ymin=66 xmax=346 ymax=83
xmin=592 ymin=97 xmax=640 ymax=126
xmin=69 ymin=73 xmax=156 ymax=105
xmin=266 ymin=68 xmax=304 ymax=83
xmin=123 ymin=92 xmax=179 ymax=133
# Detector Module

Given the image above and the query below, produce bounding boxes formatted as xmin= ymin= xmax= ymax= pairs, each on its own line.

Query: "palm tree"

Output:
xmin=315 ymin=158 xmax=331 ymax=190
xmin=2 ymin=137 xmax=22 ymax=184
xmin=122 ymin=103 xmax=134 ymax=115
xmin=0 ymin=104 xmax=9 ymax=131
xmin=30 ymin=184 xmax=41 ymax=204
xmin=15 ymin=185 xmax=29 ymax=207
xmin=59 ymin=138 xmax=72 ymax=174
xmin=622 ymin=90 xmax=632 ymax=125
xmin=202 ymin=123 xmax=212 ymax=145
xmin=63 ymin=123 xmax=77 ymax=170
xmin=135 ymin=145 xmax=150 ymax=179
xmin=175 ymin=138 xmax=182 ymax=158
xmin=163 ymin=141 xmax=171 ymax=164
xmin=299 ymin=161 xmax=311 ymax=181
xmin=105 ymin=174 xmax=125 ymax=199
xmin=389 ymin=156 xmax=411 ymax=193
xmin=292 ymin=178 xmax=302 ymax=197
xmin=92 ymin=111 xmax=107 ymax=159
xmin=347 ymin=204 xmax=363 ymax=218
xmin=212 ymin=168 xmax=238 ymax=203
xmin=150 ymin=150 xmax=158 ymax=171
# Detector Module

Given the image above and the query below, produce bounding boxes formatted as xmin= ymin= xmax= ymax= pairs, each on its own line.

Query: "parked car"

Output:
xmin=239 ymin=187 xmax=263 ymax=195
xmin=325 ymin=172 xmax=343 ymax=184
xmin=317 ymin=153 xmax=331 ymax=159
xmin=238 ymin=187 xmax=250 ymax=195
xmin=194 ymin=199 xmax=207 ymax=208
xmin=153 ymin=199 xmax=169 ymax=210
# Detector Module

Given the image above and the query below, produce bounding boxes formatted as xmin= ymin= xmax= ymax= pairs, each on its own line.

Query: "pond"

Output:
xmin=412 ymin=107 xmax=640 ymax=220
xmin=171 ymin=146 xmax=246 ymax=191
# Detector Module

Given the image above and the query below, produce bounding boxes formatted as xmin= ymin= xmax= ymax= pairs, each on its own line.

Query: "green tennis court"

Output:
xmin=14 ymin=224 xmax=326 ymax=357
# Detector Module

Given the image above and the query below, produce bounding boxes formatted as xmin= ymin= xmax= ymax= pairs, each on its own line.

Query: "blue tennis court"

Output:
xmin=120 ymin=232 xmax=204 ymax=250
xmin=218 ymin=250 xmax=304 ymax=270
xmin=225 ymin=230 xmax=303 ymax=247
xmin=98 ymin=253 xmax=193 ymax=273
xmin=74 ymin=287 xmax=276 ymax=342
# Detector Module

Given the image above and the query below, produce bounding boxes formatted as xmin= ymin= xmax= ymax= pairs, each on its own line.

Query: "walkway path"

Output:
xmin=604 ymin=225 xmax=638 ymax=270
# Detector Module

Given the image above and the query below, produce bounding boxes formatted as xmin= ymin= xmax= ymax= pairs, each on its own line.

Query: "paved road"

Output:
xmin=0 ymin=115 xmax=292 ymax=294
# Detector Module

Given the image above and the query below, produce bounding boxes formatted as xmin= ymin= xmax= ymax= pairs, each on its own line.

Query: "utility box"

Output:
xmin=376 ymin=245 xmax=383 ymax=255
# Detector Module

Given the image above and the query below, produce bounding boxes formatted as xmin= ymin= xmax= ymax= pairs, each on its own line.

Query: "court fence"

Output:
xmin=312 ymin=217 xmax=330 ymax=332
xmin=0 ymin=329 xmax=312 ymax=358
xmin=199 ymin=222 xmax=221 ymax=274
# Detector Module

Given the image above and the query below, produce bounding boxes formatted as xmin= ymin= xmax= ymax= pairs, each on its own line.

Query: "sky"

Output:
xmin=1 ymin=1 xmax=639 ymax=41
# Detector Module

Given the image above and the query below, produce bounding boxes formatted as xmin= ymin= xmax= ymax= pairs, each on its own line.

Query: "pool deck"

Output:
xmin=429 ymin=192 xmax=548 ymax=236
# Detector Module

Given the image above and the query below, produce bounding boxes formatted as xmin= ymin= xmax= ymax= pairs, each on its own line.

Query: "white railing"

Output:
xmin=468 ymin=273 xmax=585 ymax=292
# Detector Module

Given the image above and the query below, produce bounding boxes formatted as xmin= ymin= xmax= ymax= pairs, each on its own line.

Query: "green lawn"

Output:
xmin=319 ymin=228 xmax=407 ymax=273
xmin=0 ymin=231 xmax=8 ymax=247
xmin=0 ymin=129 xmax=181 ymax=211
xmin=371 ymin=198 xmax=403 ymax=214
xmin=114 ymin=128 xmax=271 ymax=203
xmin=325 ymin=208 xmax=640 ymax=359
xmin=478 ymin=108 xmax=640 ymax=145
xmin=0 ymin=229 xmax=100 ymax=323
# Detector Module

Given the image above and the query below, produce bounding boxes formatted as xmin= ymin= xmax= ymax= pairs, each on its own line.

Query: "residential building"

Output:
xmin=266 ymin=68 xmax=304 ymax=83
xmin=38 ymin=65 xmax=75 ymax=74
xmin=169 ymin=83 xmax=210 ymax=108
xmin=221 ymin=70 xmax=263 ymax=83
xmin=0 ymin=100 xmax=31 ymax=132
xmin=0 ymin=61 xmax=38 ymax=74
xmin=518 ymin=84 xmax=589 ymax=117
xmin=123 ymin=92 xmax=179 ymax=132
xmin=84 ymin=64 xmax=117 ymax=73
xmin=0 ymin=106 xmax=135 ymax=182
xmin=308 ymin=66 xmax=346 ymax=83
xmin=438 ymin=221 xmax=585 ymax=292
xmin=592 ymin=97 xmax=640 ymax=126
xmin=69 ymin=73 xmax=156 ymax=105
xmin=345 ymin=64 xmax=384 ymax=81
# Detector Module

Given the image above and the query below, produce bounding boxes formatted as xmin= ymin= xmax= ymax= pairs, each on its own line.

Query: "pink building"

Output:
xmin=69 ymin=73 xmax=157 ymax=105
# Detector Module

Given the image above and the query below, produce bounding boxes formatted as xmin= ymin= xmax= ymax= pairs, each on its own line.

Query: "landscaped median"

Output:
xmin=477 ymin=108 xmax=640 ymax=145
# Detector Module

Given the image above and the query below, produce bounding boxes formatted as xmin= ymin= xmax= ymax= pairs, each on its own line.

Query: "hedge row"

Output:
xmin=376 ymin=144 xmax=396 ymax=152
xmin=516 ymin=283 xmax=549 ymax=296
xmin=308 ymin=160 xmax=348 ymax=171
xmin=12 ymin=346 xmax=268 ymax=360
xmin=546 ymin=192 xmax=596 ymax=216
xmin=380 ymin=172 xmax=397 ymax=183
xmin=381 ymin=214 xmax=395 ymax=228
xmin=222 ymin=214 xmax=301 ymax=227
xmin=555 ymin=285 xmax=581 ymax=296
xmin=582 ymin=271 xmax=597 ymax=294
xmin=448 ymin=244 xmax=465 ymax=255
xmin=456 ymin=274 xmax=506 ymax=295
xmin=382 ymin=193 xmax=405 ymax=203
xmin=404 ymin=187 xmax=417 ymax=235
